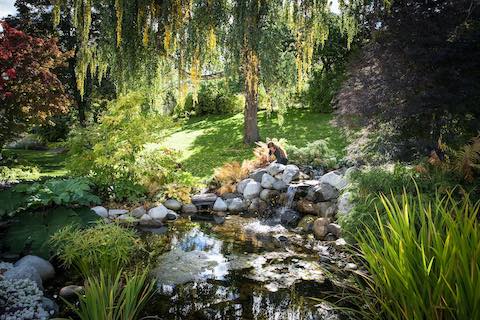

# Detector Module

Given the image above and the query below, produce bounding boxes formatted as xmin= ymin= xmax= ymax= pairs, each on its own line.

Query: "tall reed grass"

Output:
xmin=357 ymin=190 xmax=480 ymax=319
xmin=66 ymin=269 xmax=156 ymax=320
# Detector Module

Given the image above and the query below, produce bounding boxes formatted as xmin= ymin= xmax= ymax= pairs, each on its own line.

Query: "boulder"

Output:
xmin=249 ymin=168 xmax=268 ymax=182
xmin=248 ymin=198 xmax=268 ymax=214
xmin=228 ymin=198 xmax=245 ymax=212
xmin=14 ymin=255 xmax=55 ymax=281
xmin=213 ymin=198 xmax=228 ymax=212
xmin=297 ymin=215 xmax=316 ymax=232
xmin=279 ymin=209 xmax=302 ymax=227
xmin=148 ymin=205 xmax=169 ymax=220
xmin=259 ymin=189 xmax=280 ymax=202
xmin=182 ymin=204 xmax=198 ymax=215
xmin=267 ymin=162 xmax=286 ymax=176
xmin=59 ymin=285 xmax=84 ymax=298
xmin=166 ymin=210 xmax=178 ymax=221
xmin=139 ymin=214 xmax=162 ymax=227
xmin=108 ymin=209 xmax=128 ymax=217
xmin=191 ymin=193 xmax=217 ymax=206
xmin=296 ymin=199 xmax=318 ymax=215
xmin=272 ymin=179 xmax=288 ymax=191
xmin=164 ymin=199 xmax=183 ymax=211
xmin=4 ymin=264 xmax=43 ymax=290
xmin=260 ymin=174 xmax=276 ymax=189
xmin=337 ymin=191 xmax=354 ymax=216
xmin=237 ymin=178 xmax=254 ymax=194
xmin=327 ymin=223 xmax=342 ymax=238
xmin=313 ymin=218 xmax=330 ymax=240
xmin=243 ymin=181 xmax=262 ymax=199
xmin=282 ymin=165 xmax=300 ymax=184
xmin=131 ymin=206 xmax=146 ymax=218
xmin=306 ymin=183 xmax=339 ymax=202
xmin=320 ymin=172 xmax=348 ymax=190
xmin=91 ymin=206 xmax=108 ymax=218
xmin=317 ymin=202 xmax=337 ymax=218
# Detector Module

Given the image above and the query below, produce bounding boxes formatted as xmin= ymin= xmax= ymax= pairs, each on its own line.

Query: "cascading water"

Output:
xmin=282 ymin=185 xmax=298 ymax=213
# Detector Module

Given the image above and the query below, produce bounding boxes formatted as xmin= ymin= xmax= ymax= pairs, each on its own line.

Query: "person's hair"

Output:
xmin=267 ymin=142 xmax=287 ymax=158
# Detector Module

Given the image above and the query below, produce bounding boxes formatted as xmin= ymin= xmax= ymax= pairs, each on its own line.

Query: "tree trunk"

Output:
xmin=243 ymin=47 xmax=260 ymax=144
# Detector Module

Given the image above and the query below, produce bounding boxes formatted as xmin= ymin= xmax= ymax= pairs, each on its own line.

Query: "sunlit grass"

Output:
xmin=2 ymin=148 xmax=68 ymax=177
xmin=163 ymin=110 xmax=346 ymax=178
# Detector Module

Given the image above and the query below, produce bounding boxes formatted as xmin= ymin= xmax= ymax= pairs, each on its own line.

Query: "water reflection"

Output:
xmin=148 ymin=221 xmax=338 ymax=320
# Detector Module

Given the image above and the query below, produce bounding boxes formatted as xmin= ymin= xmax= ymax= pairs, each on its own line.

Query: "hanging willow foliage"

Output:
xmin=53 ymin=0 xmax=366 ymax=101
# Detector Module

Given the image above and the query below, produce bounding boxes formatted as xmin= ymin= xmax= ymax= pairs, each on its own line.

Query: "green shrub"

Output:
xmin=286 ymin=139 xmax=340 ymax=168
xmin=66 ymin=269 xmax=156 ymax=320
xmin=0 ymin=166 xmax=41 ymax=183
xmin=66 ymin=92 xmax=197 ymax=201
xmin=11 ymin=178 xmax=100 ymax=212
xmin=304 ymin=67 xmax=345 ymax=113
xmin=182 ymin=81 xmax=243 ymax=116
xmin=357 ymin=191 xmax=480 ymax=319
xmin=50 ymin=223 xmax=140 ymax=276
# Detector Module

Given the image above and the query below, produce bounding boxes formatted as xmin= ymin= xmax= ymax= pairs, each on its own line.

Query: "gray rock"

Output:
xmin=317 ymin=202 xmax=337 ymax=218
xmin=228 ymin=198 xmax=245 ymax=212
xmin=4 ymin=264 xmax=43 ymax=290
xmin=259 ymin=189 xmax=280 ymax=202
xmin=279 ymin=209 xmax=301 ymax=227
xmin=282 ymin=165 xmax=300 ymax=184
xmin=148 ymin=205 xmax=169 ymax=220
xmin=221 ymin=192 xmax=240 ymax=199
xmin=267 ymin=162 xmax=286 ymax=176
xmin=237 ymin=178 xmax=254 ymax=194
xmin=337 ymin=191 xmax=354 ymax=216
xmin=313 ymin=218 xmax=330 ymax=240
xmin=272 ymin=179 xmax=288 ymax=191
xmin=14 ymin=255 xmax=55 ymax=281
xmin=327 ymin=223 xmax=342 ymax=238
xmin=131 ymin=206 xmax=146 ymax=218
xmin=166 ymin=210 xmax=178 ymax=221
xmin=191 ymin=193 xmax=217 ymax=205
xmin=181 ymin=203 xmax=198 ymax=215
xmin=108 ymin=209 xmax=128 ymax=217
xmin=248 ymin=198 xmax=268 ymax=214
xmin=345 ymin=263 xmax=358 ymax=271
xmin=117 ymin=214 xmax=133 ymax=221
xmin=260 ymin=173 xmax=276 ymax=189
xmin=249 ymin=168 xmax=268 ymax=182
xmin=41 ymin=297 xmax=59 ymax=316
xmin=306 ymin=183 xmax=339 ymax=202
xmin=164 ymin=199 xmax=183 ymax=211
xmin=59 ymin=285 xmax=84 ymax=298
xmin=335 ymin=238 xmax=347 ymax=247
xmin=320 ymin=172 xmax=348 ymax=190
xmin=91 ymin=206 xmax=108 ymax=218
xmin=213 ymin=198 xmax=228 ymax=211
xmin=139 ymin=214 xmax=162 ymax=227
xmin=243 ymin=181 xmax=262 ymax=199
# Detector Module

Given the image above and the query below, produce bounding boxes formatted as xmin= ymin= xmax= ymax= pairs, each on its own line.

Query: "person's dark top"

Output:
xmin=269 ymin=148 xmax=288 ymax=165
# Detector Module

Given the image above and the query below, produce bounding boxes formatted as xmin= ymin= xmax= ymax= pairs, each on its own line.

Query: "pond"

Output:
xmin=143 ymin=215 xmax=350 ymax=320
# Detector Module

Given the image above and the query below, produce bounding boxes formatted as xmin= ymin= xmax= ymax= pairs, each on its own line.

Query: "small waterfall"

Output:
xmin=282 ymin=185 xmax=297 ymax=213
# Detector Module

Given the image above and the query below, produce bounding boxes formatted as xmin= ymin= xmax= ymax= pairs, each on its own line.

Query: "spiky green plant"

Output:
xmin=50 ymin=223 xmax=140 ymax=277
xmin=357 ymin=190 xmax=480 ymax=319
xmin=66 ymin=269 xmax=156 ymax=320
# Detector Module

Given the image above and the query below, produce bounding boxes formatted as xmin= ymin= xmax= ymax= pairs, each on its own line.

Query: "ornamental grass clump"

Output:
xmin=358 ymin=190 xmax=480 ymax=319
xmin=50 ymin=223 xmax=140 ymax=277
xmin=66 ymin=270 xmax=156 ymax=320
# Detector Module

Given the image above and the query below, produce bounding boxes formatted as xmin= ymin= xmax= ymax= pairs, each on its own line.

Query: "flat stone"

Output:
xmin=213 ymin=198 xmax=228 ymax=211
xmin=108 ymin=209 xmax=128 ymax=217
xmin=164 ymin=199 xmax=182 ymax=211
xmin=191 ymin=193 xmax=218 ymax=206
xmin=182 ymin=203 xmax=198 ymax=214
xmin=91 ymin=206 xmax=108 ymax=218
xmin=131 ymin=206 xmax=146 ymax=218
xmin=14 ymin=255 xmax=55 ymax=281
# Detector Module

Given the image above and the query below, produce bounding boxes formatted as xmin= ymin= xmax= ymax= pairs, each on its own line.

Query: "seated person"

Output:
xmin=268 ymin=142 xmax=288 ymax=165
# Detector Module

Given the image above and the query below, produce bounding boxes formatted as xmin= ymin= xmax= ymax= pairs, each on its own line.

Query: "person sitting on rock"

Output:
xmin=268 ymin=142 xmax=288 ymax=165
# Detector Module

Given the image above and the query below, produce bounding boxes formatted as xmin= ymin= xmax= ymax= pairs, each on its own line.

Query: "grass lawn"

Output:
xmin=2 ymin=149 xmax=68 ymax=178
xmin=163 ymin=109 xmax=346 ymax=178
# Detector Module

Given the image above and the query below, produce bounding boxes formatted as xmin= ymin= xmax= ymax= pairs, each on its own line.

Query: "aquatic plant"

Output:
xmin=66 ymin=270 xmax=156 ymax=320
xmin=357 ymin=190 xmax=480 ymax=319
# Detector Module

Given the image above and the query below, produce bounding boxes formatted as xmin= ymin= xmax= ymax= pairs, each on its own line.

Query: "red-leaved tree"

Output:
xmin=0 ymin=21 xmax=72 ymax=149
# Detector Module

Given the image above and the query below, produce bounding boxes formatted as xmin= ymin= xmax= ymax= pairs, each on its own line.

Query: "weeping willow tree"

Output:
xmin=53 ymin=0 xmax=361 ymax=144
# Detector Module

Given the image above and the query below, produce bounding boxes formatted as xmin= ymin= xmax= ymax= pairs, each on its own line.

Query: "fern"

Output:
xmin=453 ymin=135 xmax=480 ymax=182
